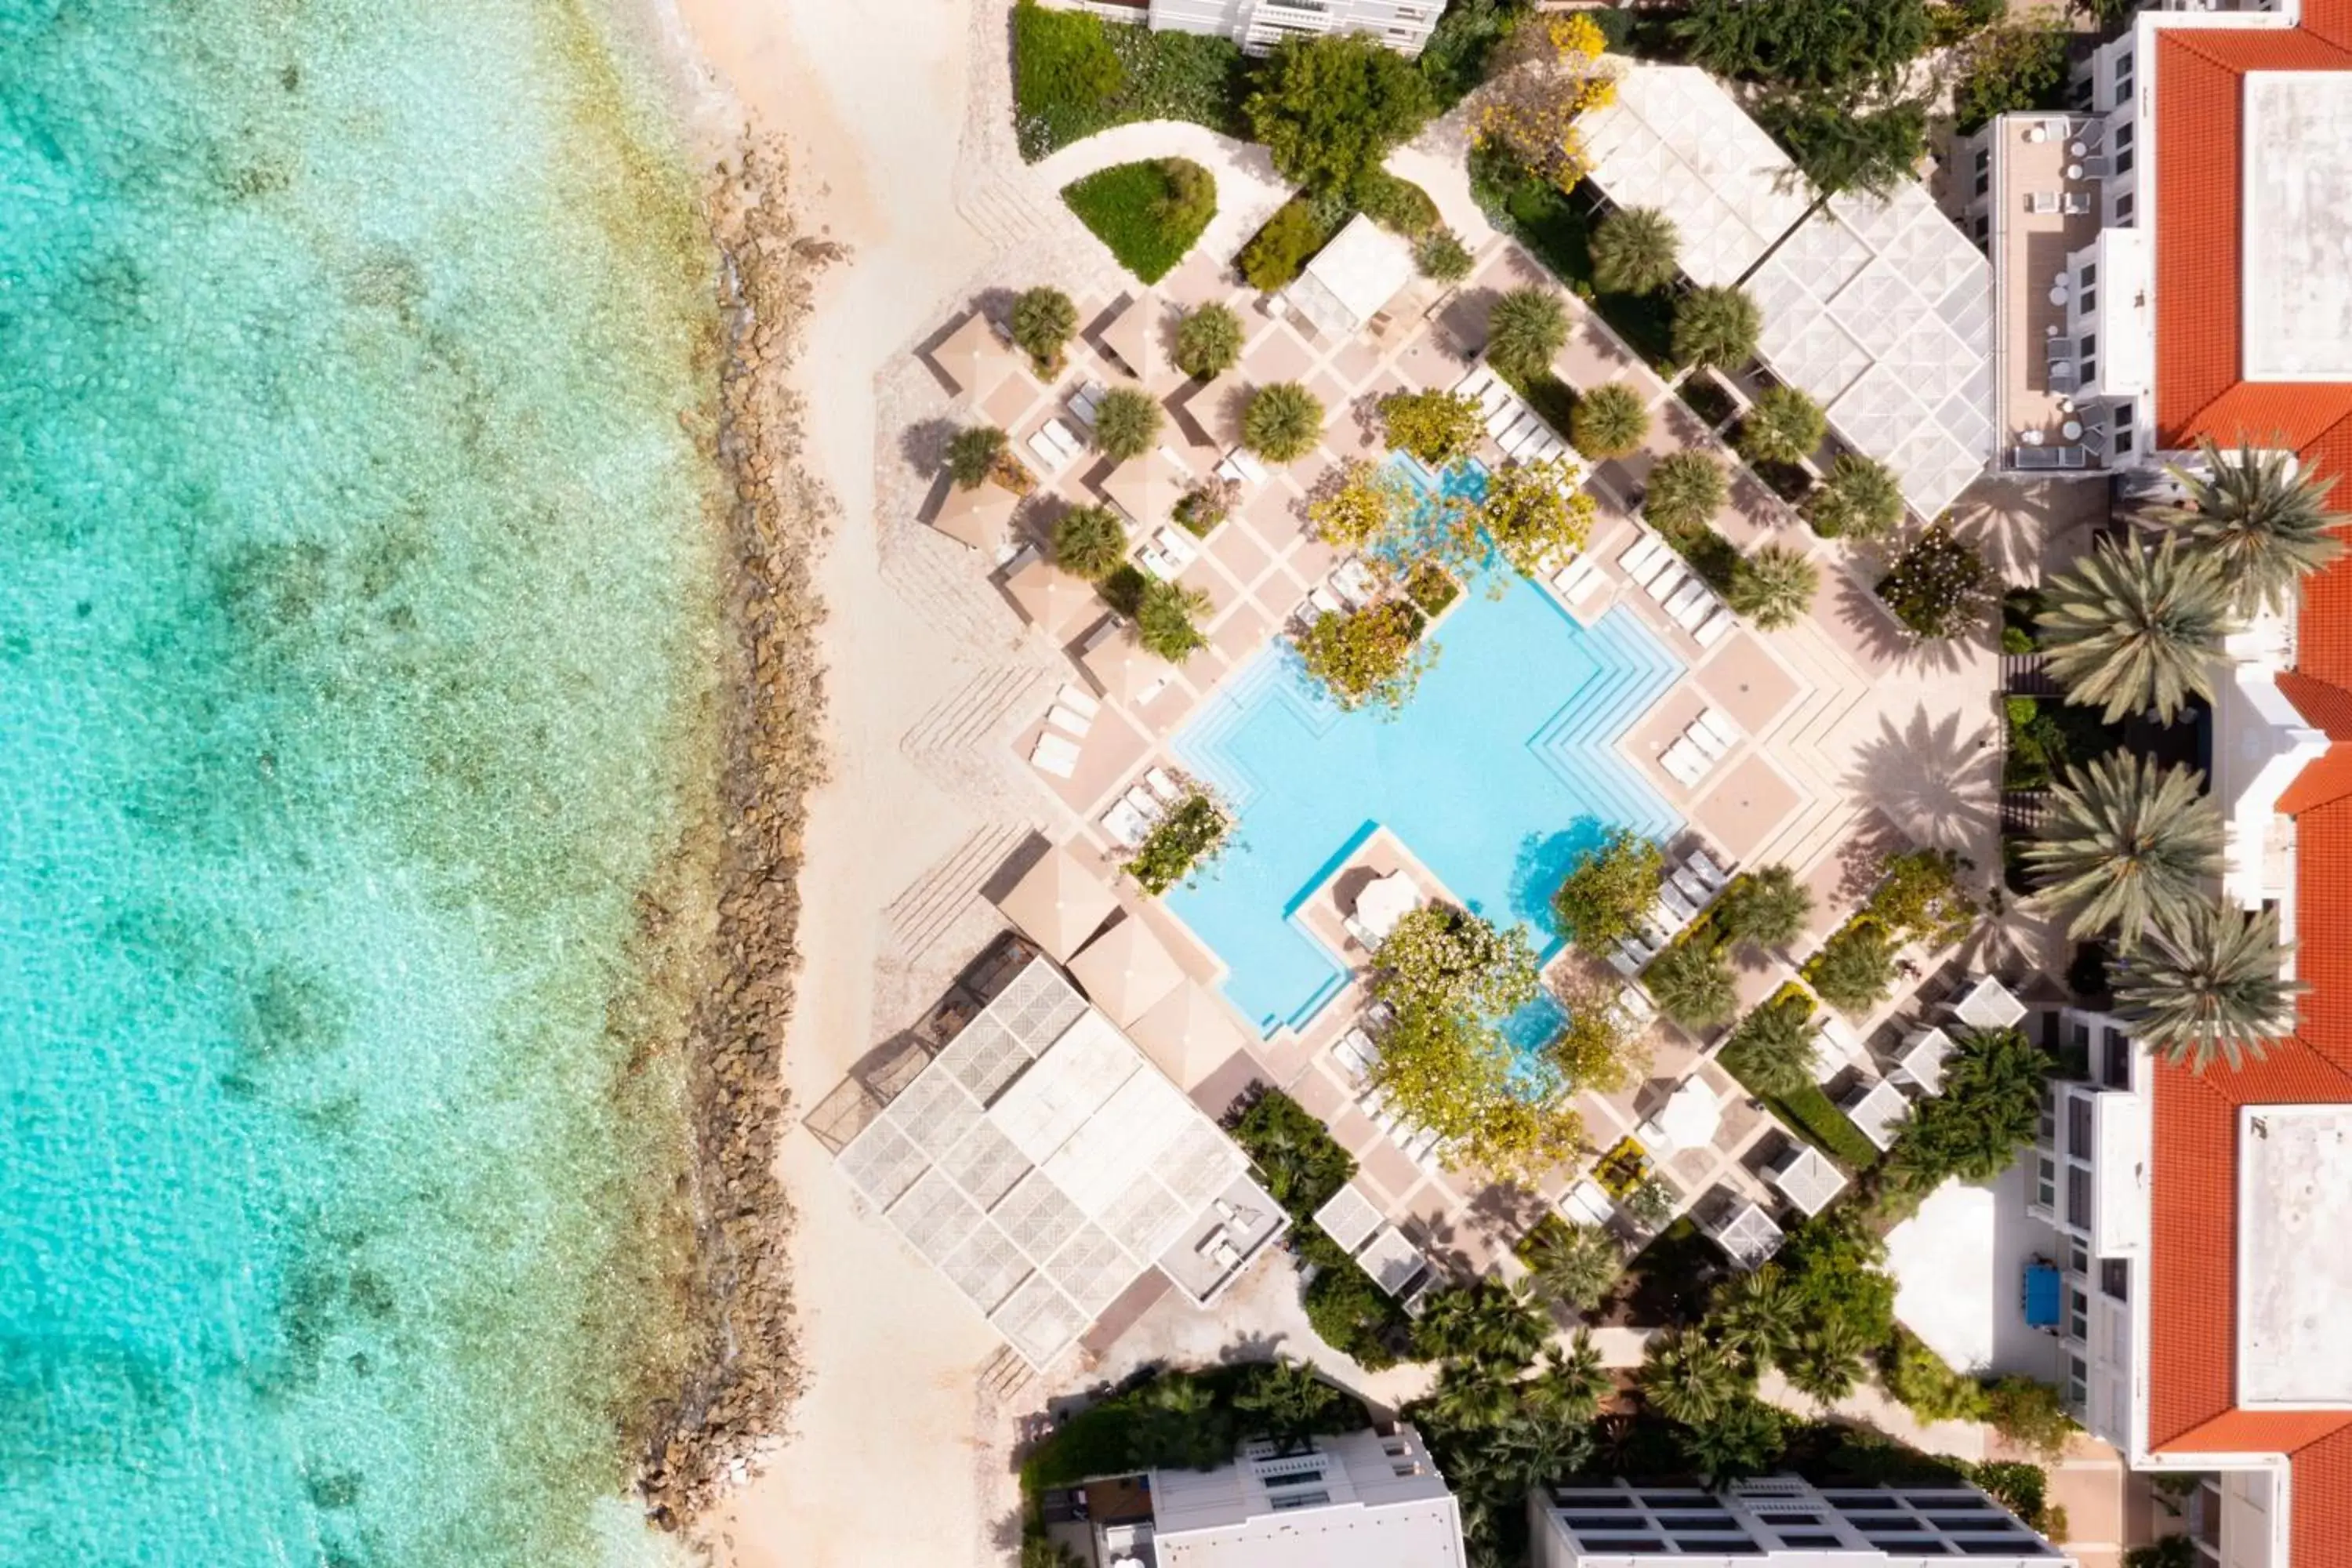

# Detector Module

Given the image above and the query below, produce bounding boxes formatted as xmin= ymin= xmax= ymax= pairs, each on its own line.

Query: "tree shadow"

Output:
xmin=1824 ymin=568 xmax=1980 ymax=677
xmin=1841 ymin=706 xmax=1999 ymax=857
xmin=902 ymin=416 xmax=960 ymax=483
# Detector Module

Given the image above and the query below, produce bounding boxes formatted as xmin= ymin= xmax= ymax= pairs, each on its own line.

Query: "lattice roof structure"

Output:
xmin=1581 ymin=67 xmax=1995 ymax=517
xmin=836 ymin=957 xmax=1279 ymax=1367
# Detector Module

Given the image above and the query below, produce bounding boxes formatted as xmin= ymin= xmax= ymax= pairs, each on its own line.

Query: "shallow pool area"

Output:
xmin=1168 ymin=524 xmax=1686 ymax=1039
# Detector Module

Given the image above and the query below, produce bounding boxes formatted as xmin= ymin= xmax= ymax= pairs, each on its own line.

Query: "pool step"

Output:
xmin=1523 ymin=604 xmax=1686 ymax=841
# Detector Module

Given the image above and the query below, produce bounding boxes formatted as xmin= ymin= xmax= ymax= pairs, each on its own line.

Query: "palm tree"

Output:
xmin=1784 ymin=1318 xmax=1871 ymax=1406
xmin=1571 ymin=382 xmax=1651 ymax=459
xmin=1721 ymin=1000 xmax=1814 ymax=1098
xmin=1126 ymin=1374 xmax=1233 ymax=1471
xmin=2038 ymin=535 xmax=2230 ymax=724
xmin=1671 ymin=285 xmax=1763 ymax=372
xmin=1415 ymin=227 xmax=1475 ymax=284
xmin=1052 ymin=503 xmax=1129 ymax=580
xmin=1174 ymin=302 xmax=1244 ymax=379
xmin=1242 ymin=382 xmax=1325 ymax=463
xmin=1486 ymin=285 xmax=1571 ymax=383
xmin=1638 ymin=1327 xmax=1748 ymax=1426
xmin=1428 ymin=1360 xmax=1520 ymax=1431
xmin=946 ymin=424 xmax=1008 ymax=489
xmin=2026 ymin=753 xmax=2223 ymax=951
xmin=1727 ymin=543 xmax=1820 ymax=630
xmin=1137 ymin=579 xmax=1212 ymax=662
xmin=1737 ymin=386 xmax=1828 ymax=468
xmin=1523 ymin=1222 xmax=1624 ymax=1314
xmin=1806 ymin=452 xmax=1907 ymax=541
xmin=1642 ymin=939 xmax=1737 ymax=1029
xmin=1232 ymin=1357 xmax=1346 ymax=1445
xmin=1011 ymin=285 xmax=1078 ymax=374
xmin=1092 ymin=386 xmax=1164 ymax=461
xmin=1643 ymin=450 xmax=1729 ymax=536
xmin=1489 ymin=1408 xmax=1596 ymax=1494
xmin=1715 ymin=863 xmax=1811 ymax=953
xmin=1591 ymin=205 xmax=1682 ymax=295
xmin=1709 ymin=1263 xmax=1801 ymax=1367
xmin=1809 ymin=921 xmax=1898 ymax=1015
xmin=2114 ymin=901 xmax=2306 ymax=1073
xmin=2144 ymin=437 xmax=2346 ymax=619
xmin=1525 ymin=1331 xmax=1612 ymax=1421
xmin=1675 ymin=1395 xmax=1784 ymax=1490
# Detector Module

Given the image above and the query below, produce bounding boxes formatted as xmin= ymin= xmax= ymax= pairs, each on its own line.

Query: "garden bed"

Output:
xmin=1062 ymin=158 xmax=1217 ymax=284
xmin=2002 ymin=694 xmax=2122 ymax=792
xmin=1013 ymin=0 xmax=1250 ymax=159
xmin=1678 ymin=371 xmax=1737 ymax=430
xmin=1124 ymin=787 xmax=1230 ymax=895
xmin=1661 ymin=522 xmax=1740 ymax=595
xmin=1468 ymin=149 xmax=1678 ymax=369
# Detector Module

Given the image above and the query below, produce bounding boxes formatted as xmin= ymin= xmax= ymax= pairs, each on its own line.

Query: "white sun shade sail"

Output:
xmin=1639 ymin=1076 xmax=1720 ymax=1155
xmin=835 ymin=956 xmax=1271 ymax=1367
xmin=1284 ymin=214 xmax=1416 ymax=338
xmin=1769 ymin=1142 xmax=1849 ymax=1218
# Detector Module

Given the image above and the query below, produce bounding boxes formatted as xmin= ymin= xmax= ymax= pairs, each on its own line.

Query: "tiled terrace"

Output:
xmin=1988 ymin=114 xmax=2107 ymax=461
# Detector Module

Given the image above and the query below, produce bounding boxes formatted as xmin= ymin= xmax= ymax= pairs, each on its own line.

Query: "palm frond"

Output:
xmin=2024 ymin=753 xmax=2223 ymax=950
xmin=2145 ymin=437 xmax=2347 ymax=619
xmin=2038 ymin=534 xmax=2230 ymax=724
xmin=2113 ymin=901 xmax=2307 ymax=1072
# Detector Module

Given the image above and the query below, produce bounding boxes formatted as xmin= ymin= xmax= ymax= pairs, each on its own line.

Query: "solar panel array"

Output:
xmin=1580 ymin=67 xmax=1994 ymax=519
xmin=836 ymin=958 xmax=1257 ymax=1367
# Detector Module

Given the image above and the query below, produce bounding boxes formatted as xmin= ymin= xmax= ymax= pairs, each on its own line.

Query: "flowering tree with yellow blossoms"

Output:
xmin=1472 ymin=14 xmax=1620 ymax=192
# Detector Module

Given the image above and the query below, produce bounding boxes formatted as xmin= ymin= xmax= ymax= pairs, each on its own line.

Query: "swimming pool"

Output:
xmin=1167 ymin=463 xmax=1686 ymax=1039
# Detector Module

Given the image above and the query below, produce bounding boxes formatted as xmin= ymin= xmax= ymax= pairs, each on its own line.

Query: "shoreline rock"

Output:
xmin=634 ymin=137 xmax=840 ymax=1531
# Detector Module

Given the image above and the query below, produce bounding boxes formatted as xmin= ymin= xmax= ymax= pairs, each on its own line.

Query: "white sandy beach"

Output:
xmin=668 ymin=0 xmax=1026 ymax=1563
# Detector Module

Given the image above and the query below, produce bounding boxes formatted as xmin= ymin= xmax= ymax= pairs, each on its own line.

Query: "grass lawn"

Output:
xmin=1062 ymin=159 xmax=1216 ymax=284
xmin=1013 ymin=0 xmax=1250 ymax=160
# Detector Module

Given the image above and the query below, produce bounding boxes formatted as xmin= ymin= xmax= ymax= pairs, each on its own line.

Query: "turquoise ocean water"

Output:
xmin=2 ymin=2 xmax=728 ymax=1563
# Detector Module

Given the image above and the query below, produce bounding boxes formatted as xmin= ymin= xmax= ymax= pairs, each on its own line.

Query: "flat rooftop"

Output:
xmin=2237 ymin=1103 xmax=2352 ymax=1406
xmin=2242 ymin=72 xmax=2352 ymax=380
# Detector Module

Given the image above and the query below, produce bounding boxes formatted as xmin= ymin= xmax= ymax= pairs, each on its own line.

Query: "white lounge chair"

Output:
xmin=1697 ymin=707 xmax=1741 ymax=751
xmin=1608 ymin=946 xmax=1642 ymax=978
xmin=1663 ymin=579 xmax=1709 ymax=624
xmin=1026 ymin=428 xmax=1070 ymax=473
xmin=1657 ymin=880 xmax=1702 ymax=924
xmin=1124 ymin=785 xmax=1165 ymax=821
xmin=1032 ymin=733 xmax=1080 ymax=779
xmin=1619 ymin=535 xmax=1671 ymax=586
xmin=1047 ymin=702 xmax=1094 ymax=738
xmin=1617 ymin=983 xmax=1657 ymax=1022
xmin=1145 ymin=767 xmax=1184 ymax=803
xmin=1672 ymin=867 xmax=1714 ymax=907
xmin=1103 ymin=799 xmax=1153 ymax=848
xmin=1331 ymin=559 xmax=1380 ymax=607
xmin=1687 ymin=847 xmax=1730 ymax=886
xmin=1661 ymin=736 xmax=1711 ymax=786
xmin=1644 ymin=562 xmax=1690 ymax=603
xmin=1058 ymin=682 xmax=1101 ymax=718
xmin=1693 ymin=606 xmax=1737 ymax=647
xmin=1686 ymin=720 xmax=1730 ymax=761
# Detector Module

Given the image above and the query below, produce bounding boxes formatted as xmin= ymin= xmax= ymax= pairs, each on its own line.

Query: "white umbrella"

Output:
xmin=1068 ymin=916 xmax=1185 ymax=1029
xmin=1351 ymin=872 xmax=1421 ymax=946
xmin=1127 ymin=981 xmax=1248 ymax=1089
xmin=1639 ymin=1077 xmax=1721 ymax=1155
xmin=1101 ymin=292 xmax=1168 ymax=385
xmin=994 ymin=844 xmax=1119 ymax=963
xmin=1080 ymin=625 xmax=1173 ymax=707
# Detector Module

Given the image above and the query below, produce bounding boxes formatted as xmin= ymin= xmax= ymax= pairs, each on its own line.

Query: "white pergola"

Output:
xmin=1310 ymin=1180 xmax=1388 ymax=1256
xmin=1768 ymin=1142 xmax=1850 ymax=1218
xmin=836 ymin=959 xmax=1279 ymax=1366
xmin=1581 ymin=66 xmax=1995 ymax=517
xmin=1283 ymin=214 xmax=1416 ymax=338
xmin=1845 ymin=1076 xmax=1911 ymax=1152
xmin=1709 ymin=1200 xmax=1786 ymax=1271
xmin=1951 ymin=974 xmax=2028 ymax=1032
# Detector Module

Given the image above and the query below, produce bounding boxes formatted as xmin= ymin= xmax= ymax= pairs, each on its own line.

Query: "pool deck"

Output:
xmin=827 ymin=194 xmax=2056 ymax=1389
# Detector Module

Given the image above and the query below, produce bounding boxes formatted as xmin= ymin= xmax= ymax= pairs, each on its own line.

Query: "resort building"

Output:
xmin=1947 ymin=5 xmax=2352 ymax=1561
xmin=1529 ymin=1476 xmax=2067 ymax=1567
xmin=1065 ymin=0 xmax=1450 ymax=57
xmin=1142 ymin=1427 xmax=1468 ymax=1566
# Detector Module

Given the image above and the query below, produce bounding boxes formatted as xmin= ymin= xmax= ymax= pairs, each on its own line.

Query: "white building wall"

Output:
xmin=1151 ymin=1426 xmax=1465 ymax=1563
xmin=1142 ymin=0 xmax=1446 ymax=55
xmin=1530 ymin=1476 xmax=2064 ymax=1566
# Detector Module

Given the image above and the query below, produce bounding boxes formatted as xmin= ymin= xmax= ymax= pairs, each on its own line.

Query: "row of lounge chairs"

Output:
xmin=1329 ymin=1007 xmax=1449 ymax=1177
xmin=1102 ymin=765 xmax=1189 ymax=848
xmin=1610 ymin=846 xmax=1732 ymax=976
xmin=1030 ymin=682 xmax=1102 ymax=779
xmin=1660 ymin=706 xmax=1743 ymax=789
xmin=1459 ymin=365 xmax=1573 ymax=466
xmin=1618 ymin=535 xmax=1735 ymax=648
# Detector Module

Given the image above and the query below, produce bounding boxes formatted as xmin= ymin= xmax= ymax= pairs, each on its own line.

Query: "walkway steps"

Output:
xmin=901 ymin=664 xmax=1047 ymax=764
xmin=885 ymin=820 xmax=1033 ymax=960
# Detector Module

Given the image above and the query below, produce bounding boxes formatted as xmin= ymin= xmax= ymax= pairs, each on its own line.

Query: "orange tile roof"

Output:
xmin=2151 ymin=16 xmax=2352 ymax=1556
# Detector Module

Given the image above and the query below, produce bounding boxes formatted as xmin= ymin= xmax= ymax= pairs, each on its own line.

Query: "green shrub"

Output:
xmin=1092 ymin=386 xmax=1166 ymax=462
xmin=1418 ymin=0 xmax=1526 ymax=108
xmin=1299 ymin=1227 xmax=1408 ymax=1369
xmin=1415 ymin=227 xmax=1475 ymax=282
xmin=1878 ymin=523 xmax=1995 ymax=641
xmin=1772 ymin=1082 xmax=1883 ymax=1168
xmin=1247 ymin=31 xmax=1435 ymax=193
xmin=1377 ymin=389 xmax=1484 ymax=466
xmin=1174 ymin=302 xmax=1244 ymax=379
xmin=1173 ymin=477 xmax=1240 ymax=536
xmin=1737 ymin=385 xmax=1828 ymax=467
xmin=1486 ymin=285 xmax=1572 ymax=383
xmin=1672 ymin=285 xmax=1763 ymax=371
xmin=1645 ymin=450 xmax=1729 ymax=534
xmin=1238 ymin=197 xmax=1337 ymax=291
xmin=1126 ymin=790 xmax=1231 ymax=894
xmin=1226 ymin=1088 xmax=1355 ymax=1214
xmin=1953 ymin=23 xmax=2071 ymax=136
xmin=1298 ymin=600 xmax=1433 ymax=711
xmin=1405 ymin=561 xmax=1461 ymax=618
xmin=1722 ymin=993 xmax=1817 ymax=1098
xmin=1062 ymin=158 xmax=1218 ymax=283
xmin=1571 ymin=382 xmax=1652 ymax=459
xmin=1353 ymin=168 xmax=1442 ymax=236
xmin=1867 ymin=846 xmax=1980 ymax=948
xmin=1883 ymin=1329 xmax=1988 ymax=1422
xmin=1806 ymin=452 xmax=1907 ymax=541
xmin=1013 ymin=1 xmax=1250 ymax=159
xmin=1645 ymin=938 xmax=1739 ymax=1029
xmin=1137 ymin=579 xmax=1212 ymax=662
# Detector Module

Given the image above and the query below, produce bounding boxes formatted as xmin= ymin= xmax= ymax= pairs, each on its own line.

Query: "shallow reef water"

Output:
xmin=0 ymin=1 xmax=729 ymax=1562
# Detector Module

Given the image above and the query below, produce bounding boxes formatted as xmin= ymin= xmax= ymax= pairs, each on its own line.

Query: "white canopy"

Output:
xmin=1710 ymin=1200 xmax=1786 ymax=1271
xmin=1845 ymin=1076 xmax=1911 ymax=1151
xmin=1101 ymin=292 xmax=1170 ymax=385
xmin=1639 ymin=1077 xmax=1720 ymax=1155
xmin=1311 ymin=1180 xmax=1388 ymax=1256
xmin=1283 ymin=214 xmax=1414 ymax=338
xmin=933 ymin=478 xmax=1016 ymax=553
xmin=1951 ymin=975 xmax=2027 ymax=1032
xmin=1769 ymin=1142 xmax=1849 ymax=1218
xmin=1896 ymin=1025 xmax=1955 ymax=1095
xmin=931 ymin=309 xmax=1022 ymax=398
xmin=1352 ymin=871 xmax=1421 ymax=946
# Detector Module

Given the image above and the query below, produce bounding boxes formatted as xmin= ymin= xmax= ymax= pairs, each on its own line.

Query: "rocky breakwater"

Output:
xmin=637 ymin=140 xmax=844 ymax=1530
